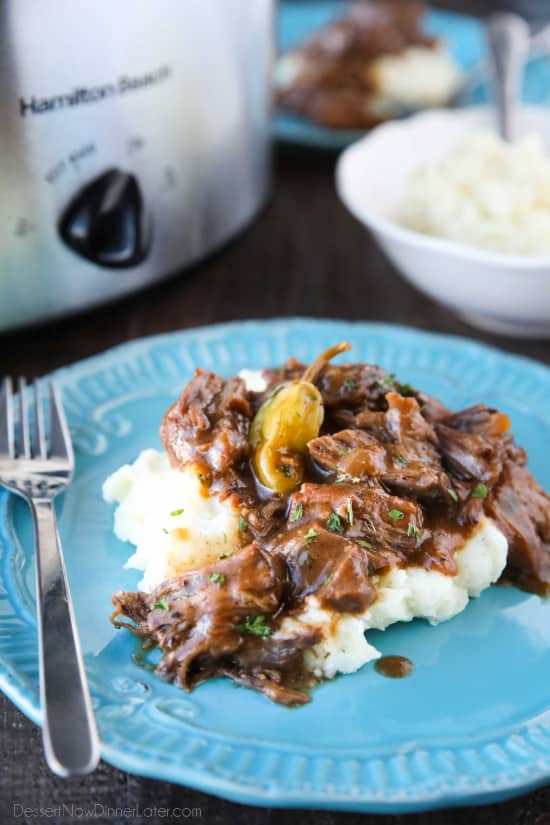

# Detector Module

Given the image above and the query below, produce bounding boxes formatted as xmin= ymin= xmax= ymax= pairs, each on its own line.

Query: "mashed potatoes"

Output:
xmin=103 ymin=450 xmax=242 ymax=592
xmin=398 ymin=131 xmax=550 ymax=255
xmin=366 ymin=45 xmax=461 ymax=119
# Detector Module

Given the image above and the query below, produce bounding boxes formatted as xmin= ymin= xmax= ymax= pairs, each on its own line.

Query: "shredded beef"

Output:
xmin=308 ymin=393 xmax=450 ymax=500
xmin=160 ymin=369 xmax=252 ymax=481
xmin=487 ymin=461 xmax=550 ymax=594
xmin=112 ymin=543 xmax=320 ymax=706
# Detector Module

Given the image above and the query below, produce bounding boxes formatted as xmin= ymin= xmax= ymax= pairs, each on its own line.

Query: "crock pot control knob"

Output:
xmin=59 ymin=169 xmax=151 ymax=268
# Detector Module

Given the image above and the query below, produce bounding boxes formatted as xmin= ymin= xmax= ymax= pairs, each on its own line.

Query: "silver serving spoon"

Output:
xmin=487 ymin=12 xmax=530 ymax=141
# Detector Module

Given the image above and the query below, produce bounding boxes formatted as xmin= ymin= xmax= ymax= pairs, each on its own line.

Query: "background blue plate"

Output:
xmin=276 ymin=1 xmax=550 ymax=148
xmin=1 ymin=319 xmax=549 ymax=812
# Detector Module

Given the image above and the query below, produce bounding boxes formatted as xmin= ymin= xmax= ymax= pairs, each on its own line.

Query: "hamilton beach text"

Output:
xmin=19 ymin=65 xmax=171 ymax=117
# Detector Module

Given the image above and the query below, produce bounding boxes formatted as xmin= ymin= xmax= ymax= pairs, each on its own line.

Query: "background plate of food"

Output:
xmin=0 ymin=319 xmax=549 ymax=812
xmin=275 ymin=0 xmax=550 ymax=149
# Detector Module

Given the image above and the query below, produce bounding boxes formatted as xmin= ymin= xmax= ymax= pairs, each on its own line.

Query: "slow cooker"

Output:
xmin=0 ymin=0 xmax=273 ymax=332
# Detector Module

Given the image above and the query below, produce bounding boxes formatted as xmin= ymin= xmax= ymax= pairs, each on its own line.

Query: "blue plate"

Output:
xmin=275 ymin=1 xmax=550 ymax=149
xmin=1 ymin=319 xmax=549 ymax=812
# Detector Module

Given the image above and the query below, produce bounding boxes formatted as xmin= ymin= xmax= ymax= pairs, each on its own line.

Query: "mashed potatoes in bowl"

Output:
xmin=336 ymin=105 xmax=550 ymax=337
xmin=397 ymin=131 xmax=550 ymax=256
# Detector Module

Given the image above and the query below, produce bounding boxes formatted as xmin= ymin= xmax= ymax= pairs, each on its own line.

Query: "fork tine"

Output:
xmin=17 ymin=377 xmax=30 ymax=459
xmin=48 ymin=382 xmax=74 ymax=466
xmin=0 ymin=377 xmax=15 ymax=458
xmin=34 ymin=381 xmax=47 ymax=459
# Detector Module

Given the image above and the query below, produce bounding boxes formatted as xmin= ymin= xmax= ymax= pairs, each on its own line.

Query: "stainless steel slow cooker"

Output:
xmin=0 ymin=0 xmax=273 ymax=332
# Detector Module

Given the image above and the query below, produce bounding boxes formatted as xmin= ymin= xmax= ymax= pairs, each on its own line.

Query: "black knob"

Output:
xmin=59 ymin=168 xmax=151 ymax=268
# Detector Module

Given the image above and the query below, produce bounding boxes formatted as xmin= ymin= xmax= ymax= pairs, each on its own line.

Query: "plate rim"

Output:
xmin=1 ymin=317 xmax=549 ymax=813
xmin=49 ymin=317 xmax=550 ymax=386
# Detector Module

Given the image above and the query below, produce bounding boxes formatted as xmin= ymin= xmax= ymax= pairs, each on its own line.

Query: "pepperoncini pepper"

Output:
xmin=250 ymin=342 xmax=351 ymax=493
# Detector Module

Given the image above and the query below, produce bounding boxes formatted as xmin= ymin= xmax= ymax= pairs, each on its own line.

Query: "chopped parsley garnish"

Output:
xmin=336 ymin=474 xmax=361 ymax=484
xmin=279 ymin=464 xmax=292 ymax=478
xmin=388 ymin=508 xmax=405 ymax=521
xmin=170 ymin=508 xmax=184 ymax=517
xmin=338 ymin=448 xmax=353 ymax=456
xmin=209 ymin=572 xmax=225 ymax=586
xmin=235 ymin=615 xmax=272 ymax=637
xmin=322 ymin=574 xmax=334 ymax=587
xmin=407 ymin=523 xmax=421 ymax=543
xmin=448 ymin=488 xmax=459 ymax=503
xmin=472 ymin=482 xmax=488 ymax=499
xmin=152 ymin=598 xmax=169 ymax=611
xmin=356 ymin=539 xmax=374 ymax=550
xmin=326 ymin=512 xmax=344 ymax=534
xmin=343 ymin=378 xmax=356 ymax=391
xmin=375 ymin=373 xmax=415 ymax=397
xmin=304 ymin=528 xmax=318 ymax=545
xmin=395 ymin=454 xmax=409 ymax=466
xmin=375 ymin=373 xmax=396 ymax=389
xmin=396 ymin=381 xmax=416 ymax=397
xmin=290 ymin=503 xmax=304 ymax=522
xmin=368 ymin=562 xmax=378 ymax=575
xmin=239 ymin=515 xmax=248 ymax=532
xmin=347 ymin=498 xmax=354 ymax=526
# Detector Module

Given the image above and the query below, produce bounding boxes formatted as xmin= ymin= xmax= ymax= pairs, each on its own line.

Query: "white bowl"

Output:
xmin=336 ymin=106 xmax=550 ymax=338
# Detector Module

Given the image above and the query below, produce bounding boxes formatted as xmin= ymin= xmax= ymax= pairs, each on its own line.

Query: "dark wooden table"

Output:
xmin=1 ymin=142 xmax=549 ymax=825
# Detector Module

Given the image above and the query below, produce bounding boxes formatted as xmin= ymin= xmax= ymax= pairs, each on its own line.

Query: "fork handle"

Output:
xmin=31 ymin=497 xmax=100 ymax=777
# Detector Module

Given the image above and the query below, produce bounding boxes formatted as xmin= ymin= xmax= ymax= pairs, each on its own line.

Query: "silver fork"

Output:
xmin=0 ymin=377 xmax=99 ymax=777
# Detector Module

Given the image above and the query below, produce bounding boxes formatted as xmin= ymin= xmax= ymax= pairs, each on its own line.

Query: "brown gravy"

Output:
xmin=375 ymin=655 xmax=414 ymax=679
